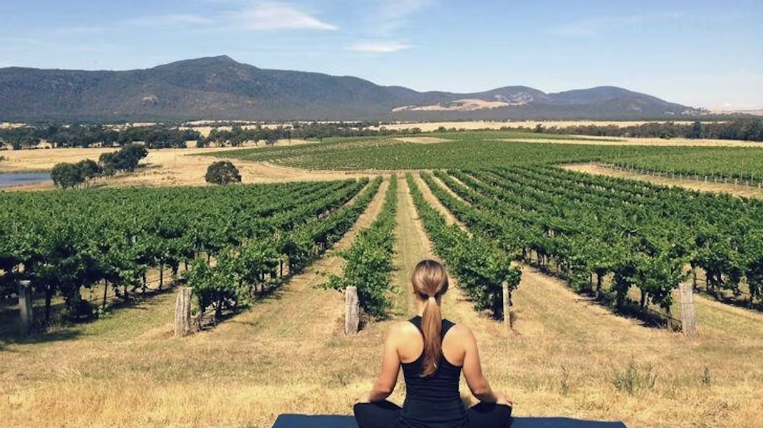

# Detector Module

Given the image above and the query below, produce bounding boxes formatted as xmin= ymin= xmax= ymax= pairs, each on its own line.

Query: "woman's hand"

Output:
xmin=495 ymin=393 xmax=513 ymax=407
xmin=354 ymin=392 xmax=372 ymax=405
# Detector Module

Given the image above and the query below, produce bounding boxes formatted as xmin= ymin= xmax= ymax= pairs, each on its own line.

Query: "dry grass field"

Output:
xmin=501 ymin=136 xmax=763 ymax=147
xmin=0 ymin=145 xmax=371 ymax=191
xmin=375 ymin=121 xmax=701 ymax=132
xmin=563 ymin=163 xmax=763 ymax=199
xmin=394 ymin=137 xmax=451 ymax=144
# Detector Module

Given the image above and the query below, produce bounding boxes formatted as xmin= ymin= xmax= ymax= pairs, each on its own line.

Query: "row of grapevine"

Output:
xmin=0 ymin=179 xmax=372 ymax=323
xmin=405 ymin=174 xmax=521 ymax=318
xmin=326 ymin=176 xmax=398 ymax=318
xmin=432 ymin=166 xmax=763 ymax=317
xmin=513 ymin=166 xmax=763 ymax=307
xmin=609 ymin=153 xmax=763 ymax=184
xmin=184 ymin=177 xmax=384 ymax=320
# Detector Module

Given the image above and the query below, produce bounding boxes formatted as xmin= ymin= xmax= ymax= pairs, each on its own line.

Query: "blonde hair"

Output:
xmin=411 ymin=260 xmax=450 ymax=377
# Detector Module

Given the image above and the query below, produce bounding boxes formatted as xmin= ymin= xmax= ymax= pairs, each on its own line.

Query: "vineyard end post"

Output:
xmin=678 ymin=283 xmax=698 ymax=338
xmin=345 ymin=286 xmax=359 ymax=335
xmin=18 ymin=280 xmax=33 ymax=335
xmin=174 ymin=287 xmax=192 ymax=337
xmin=502 ymin=281 xmax=512 ymax=330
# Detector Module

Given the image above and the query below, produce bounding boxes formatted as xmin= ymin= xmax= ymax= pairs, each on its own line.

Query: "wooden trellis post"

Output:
xmin=345 ymin=286 xmax=359 ymax=335
xmin=678 ymin=283 xmax=698 ymax=337
xmin=18 ymin=280 xmax=33 ymax=335
xmin=174 ymin=287 xmax=192 ymax=337
xmin=502 ymin=281 xmax=512 ymax=329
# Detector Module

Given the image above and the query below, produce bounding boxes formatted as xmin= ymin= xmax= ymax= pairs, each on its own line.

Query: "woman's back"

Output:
xmin=353 ymin=260 xmax=512 ymax=428
xmin=399 ymin=316 xmax=467 ymax=428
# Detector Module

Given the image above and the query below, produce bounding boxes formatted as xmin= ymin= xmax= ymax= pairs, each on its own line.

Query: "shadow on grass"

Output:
xmin=526 ymin=263 xmax=677 ymax=331
xmin=194 ymin=278 xmax=287 ymax=332
xmin=696 ymin=287 xmax=762 ymax=312
xmin=1 ymin=328 xmax=82 ymax=346
xmin=0 ymin=282 xmax=180 ymax=343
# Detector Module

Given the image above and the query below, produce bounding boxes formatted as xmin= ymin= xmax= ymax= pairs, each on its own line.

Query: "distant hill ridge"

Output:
xmin=0 ymin=55 xmax=705 ymax=122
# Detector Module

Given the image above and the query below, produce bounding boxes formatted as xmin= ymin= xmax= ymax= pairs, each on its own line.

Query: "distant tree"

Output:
xmin=266 ymin=134 xmax=279 ymax=146
xmin=744 ymin=120 xmax=763 ymax=142
xmin=534 ymin=124 xmax=545 ymax=133
xmin=99 ymin=152 xmax=120 ymax=176
xmin=205 ymin=161 xmax=241 ymax=185
xmin=75 ymin=159 xmax=102 ymax=187
xmin=118 ymin=143 xmax=149 ymax=171
xmin=51 ymin=163 xmax=85 ymax=189
xmin=687 ymin=121 xmax=702 ymax=139
xmin=98 ymin=143 xmax=149 ymax=174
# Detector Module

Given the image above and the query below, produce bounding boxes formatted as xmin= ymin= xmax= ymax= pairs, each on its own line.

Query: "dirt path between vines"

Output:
xmin=563 ymin=162 xmax=763 ymax=199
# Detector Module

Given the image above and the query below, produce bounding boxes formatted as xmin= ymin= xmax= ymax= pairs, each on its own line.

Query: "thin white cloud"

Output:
xmin=126 ymin=14 xmax=216 ymax=27
xmin=373 ymin=0 xmax=434 ymax=32
xmin=379 ymin=0 xmax=434 ymax=21
xmin=554 ymin=12 xmax=684 ymax=36
xmin=348 ymin=41 xmax=413 ymax=53
xmin=49 ymin=27 xmax=108 ymax=35
xmin=233 ymin=3 xmax=338 ymax=31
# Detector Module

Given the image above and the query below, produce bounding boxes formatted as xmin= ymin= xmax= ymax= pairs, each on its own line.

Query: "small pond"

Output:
xmin=0 ymin=172 xmax=52 ymax=188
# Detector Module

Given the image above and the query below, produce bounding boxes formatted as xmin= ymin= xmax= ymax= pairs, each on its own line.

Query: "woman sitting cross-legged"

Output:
xmin=354 ymin=259 xmax=513 ymax=428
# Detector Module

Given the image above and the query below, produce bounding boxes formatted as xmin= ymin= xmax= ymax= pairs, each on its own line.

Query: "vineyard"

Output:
xmin=0 ymin=178 xmax=377 ymax=327
xmin=3 ymin=130 xmax=763 ymax=428
xmin=218 ymin=131 xmax=763 ymax=178
xmin=415 ymin=166 xmax=763 ymax=318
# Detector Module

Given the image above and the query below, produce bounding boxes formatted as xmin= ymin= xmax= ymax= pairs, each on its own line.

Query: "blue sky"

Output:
xmin=1 ymin=0 xmax=761 ymax=110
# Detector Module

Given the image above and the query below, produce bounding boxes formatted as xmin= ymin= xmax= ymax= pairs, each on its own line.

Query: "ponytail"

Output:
xmin=411 ymin=259 xmax=449 ymax=377
xmin=421 ymin=295 xmax=443 ymax=377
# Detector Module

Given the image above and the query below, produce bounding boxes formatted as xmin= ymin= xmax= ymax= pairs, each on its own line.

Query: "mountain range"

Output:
xmin=0 ymin=56 xmax=705 ymax=122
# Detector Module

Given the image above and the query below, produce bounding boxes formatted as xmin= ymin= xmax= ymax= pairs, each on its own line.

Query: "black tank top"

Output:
xmin=399 ymin=316 xmax=467 ymax=428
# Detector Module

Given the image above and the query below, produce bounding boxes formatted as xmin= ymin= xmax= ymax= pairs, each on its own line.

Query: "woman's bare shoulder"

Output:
xmin=389 ymin=320 xmax=419 ymax=337
xmin=448 ymin=323 xmax=476 ymax=341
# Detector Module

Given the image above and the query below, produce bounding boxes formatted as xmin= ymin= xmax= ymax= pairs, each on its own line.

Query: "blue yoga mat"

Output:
xmin=272 ymin=414 xmax=628 ymax=428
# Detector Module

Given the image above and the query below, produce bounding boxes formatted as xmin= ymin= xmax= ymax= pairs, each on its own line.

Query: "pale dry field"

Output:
xmin=0 ymin=123 xmax=27 ymax=129
xmin=376 ymin=120 xmax=700 ymax=132
xmin=394 ymin=137 xmax=451 ymax=144
xmin=501 ymin=136 xmax=763 ymax=147
xmin=0 ymin=145 xmax=371 ymax=191
xmin=563 ymin=163 xmax=763 ymax=199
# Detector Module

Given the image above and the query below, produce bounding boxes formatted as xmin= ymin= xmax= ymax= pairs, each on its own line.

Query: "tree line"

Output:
xmin=0 ymin=124 xmax=201 ymax=150
xmin=51 ymin=144 xmax=149 ymax=189
xmin=528 ymin=119 xmax=763 ymax=142
xmin=0 ymin=122 xmax=423 ymax=150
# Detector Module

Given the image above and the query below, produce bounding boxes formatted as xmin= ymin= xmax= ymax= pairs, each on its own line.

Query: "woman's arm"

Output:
xmin=357 ymin=323 xmax=402 ymax=403
xmin=461 ymin=326 xmax=510 ymax=405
